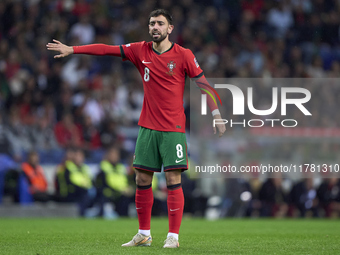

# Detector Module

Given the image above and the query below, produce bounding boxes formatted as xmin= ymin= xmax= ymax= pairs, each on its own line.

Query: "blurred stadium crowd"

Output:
xmin=0 ymin=0 xmax=340 ymax=218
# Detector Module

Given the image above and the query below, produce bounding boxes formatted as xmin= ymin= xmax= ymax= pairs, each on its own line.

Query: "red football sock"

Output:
xmin=135 ymin=186 xmax=153 ymax=231
xmin=167 ymin=185 xmax=184 ymax=234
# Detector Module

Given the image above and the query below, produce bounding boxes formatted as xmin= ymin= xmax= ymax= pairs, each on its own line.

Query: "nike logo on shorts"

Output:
xmin=142 ymin=60 xmax=152 ymax=64
xmin=175 ymin=159 xmax=185 ymax=163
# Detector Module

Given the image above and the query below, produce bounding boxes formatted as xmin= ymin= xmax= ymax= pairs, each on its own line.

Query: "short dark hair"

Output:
xmin=148 ymin=9 xmax=173 ymax=25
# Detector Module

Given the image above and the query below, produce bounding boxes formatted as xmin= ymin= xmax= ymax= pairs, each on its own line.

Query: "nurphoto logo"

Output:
xmin=201 ymin=84 xmax=312 ymax=128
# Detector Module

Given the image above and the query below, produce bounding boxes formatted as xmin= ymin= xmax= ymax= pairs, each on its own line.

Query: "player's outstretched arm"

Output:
xmin=46 ymin=39 xmax=74 ymax=59
xmin=47 ymin=39 xmax=122 ymax=58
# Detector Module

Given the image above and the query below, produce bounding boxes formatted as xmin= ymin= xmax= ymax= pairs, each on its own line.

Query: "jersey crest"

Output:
xmin=166 ymin=61 xmax=176 ymax=76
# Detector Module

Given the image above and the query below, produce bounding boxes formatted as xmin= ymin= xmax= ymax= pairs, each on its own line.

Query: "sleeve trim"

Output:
xmin=120 ymin=45 xmax=126 ymax=59
xmin=191 ymin=71 xmax=204 ymax=81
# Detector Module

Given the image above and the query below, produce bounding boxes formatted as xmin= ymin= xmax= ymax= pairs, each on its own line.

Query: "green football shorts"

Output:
xmin=133 ymin=127 xmax=188 ymax=172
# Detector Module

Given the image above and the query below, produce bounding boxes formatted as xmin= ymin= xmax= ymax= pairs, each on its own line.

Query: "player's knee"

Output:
xmin=135 ymin=169 xmax=153 ymax=186
xmin=165 ymin=170 xmax=181 ymax=186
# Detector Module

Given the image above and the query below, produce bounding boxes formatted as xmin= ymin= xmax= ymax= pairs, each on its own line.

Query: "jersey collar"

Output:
xmin=152 ymin=42 xmax=174 ymax=55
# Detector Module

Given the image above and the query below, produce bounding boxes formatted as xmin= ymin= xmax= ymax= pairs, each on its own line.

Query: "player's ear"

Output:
xmin=168 ymin=25 xmax=174 ymax=35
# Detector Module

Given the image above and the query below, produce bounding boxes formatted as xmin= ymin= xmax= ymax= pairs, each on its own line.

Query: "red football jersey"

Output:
xmin=120 ymin=41 xmax=203 ymax=133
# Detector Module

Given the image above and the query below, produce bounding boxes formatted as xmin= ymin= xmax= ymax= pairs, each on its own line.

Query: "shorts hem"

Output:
xmin=133 ymin=164 xmax=161 ymax=172
xmin=164 ymin=165 xmax=188 ymax=171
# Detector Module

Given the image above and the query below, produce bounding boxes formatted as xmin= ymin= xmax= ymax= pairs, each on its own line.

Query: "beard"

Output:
xmin=149 ymin=30 xmax=168 ymax=42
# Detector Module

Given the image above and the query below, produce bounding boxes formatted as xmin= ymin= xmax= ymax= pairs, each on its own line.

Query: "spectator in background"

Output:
xmin=317 ymin=177 xmax=340 ymax=217
xmin=82 ymin=92 xmax=105 ymax=126
xmin=0 ymin=114 xmax=12 ymax=156
xmin=54 ymin=112 xmax=82 ymax=148
xmin=181 ymin=170 xmax=205 ymax=216
xmin=241 ymin=0 xmax=264 ymax=21
xmin=259 ymin=175 xmax=288 ymax=217
xmin=70 ymin=14 xmax=95 ymax=45
xmin=289 ymin=178 xmax=318 ymax=217
xmin=31 ymin=116 xmax=59 ymax=151
xmin=18 ymin=90 xmax=36 ymax=125
xmin=121 ymin=84 xmax=144 ymax=126
xmin=100 ymin=119 xmax=121 ymax=150
xmin=221 ymin=178 xmax=253 ymax=217
xmin=306 ymin=56 xmax=325 ymax=78
xmin=36 ymin=100 xmax=57 ymax=126
xmin=235 ymin=40 xmax=264 ymax=75
xmin=56 ymin=148 xmax=94 ymax=216
xmin=55 ymin=147 xmax=76 ymax=201
xmin=81 ymin=115 xmax=101 ymax=151
xmin=5 ymin=49 xmax=21 ymax=81
xmin=6 ymin=106 xmax=33 ymax=161
xmin=43 ymin=62 xmax=62 ymax=98
xmin=21 ymin=151 xmax=49 ymax=202
xmin=95 ymin=147 xmax=133 ymax=217
xmin=55 ymin=88 xmax=74 ymax=122
xmin=61 ymin=56 xmax=90 ymax=90
xmin=72 ymin=0 xmax=92 ymax=17
xmin=266 ymin=1 xmax=294 ymax=39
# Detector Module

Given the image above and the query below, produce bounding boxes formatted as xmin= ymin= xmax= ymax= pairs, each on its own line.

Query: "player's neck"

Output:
xmin=152 ymin=39 xmax=172 ymax=54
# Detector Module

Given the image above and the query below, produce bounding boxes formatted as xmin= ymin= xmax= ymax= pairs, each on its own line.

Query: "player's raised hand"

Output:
xmin=46 ymin=39 xmax=74 ymax=58
xmin=213 ymin=114 xmax=226 ymax=137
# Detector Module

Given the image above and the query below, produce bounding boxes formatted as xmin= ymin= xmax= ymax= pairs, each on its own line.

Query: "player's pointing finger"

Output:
xmin=53 ymin=39 xmax=61 ymax=44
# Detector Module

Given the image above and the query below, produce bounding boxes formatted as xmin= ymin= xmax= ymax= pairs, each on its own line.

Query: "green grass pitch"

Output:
xmin=0 ymin=218 xmax=339 ymax=254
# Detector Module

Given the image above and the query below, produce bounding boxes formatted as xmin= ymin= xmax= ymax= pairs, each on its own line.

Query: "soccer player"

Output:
xmin=47 ymin=9 xmax=226 ymax=248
